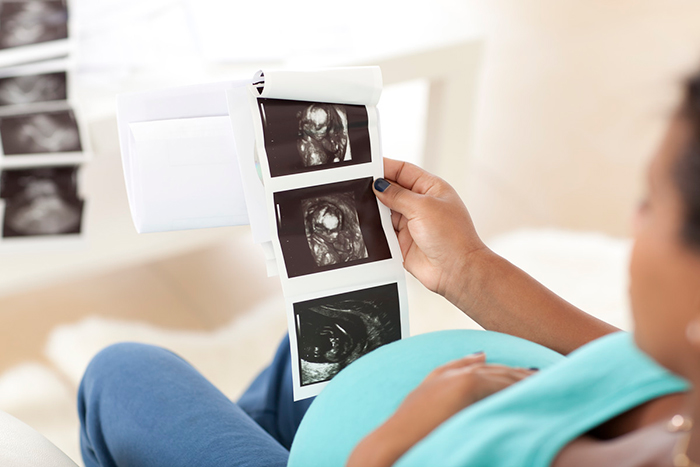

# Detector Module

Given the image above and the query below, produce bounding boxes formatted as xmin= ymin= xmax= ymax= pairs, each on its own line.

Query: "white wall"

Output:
xmin=465 ymin=0 xmax=700 ymax=239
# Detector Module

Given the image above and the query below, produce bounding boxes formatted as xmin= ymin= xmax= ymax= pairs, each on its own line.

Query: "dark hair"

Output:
xmin=677 ymin=74 xmax=700 ymax=248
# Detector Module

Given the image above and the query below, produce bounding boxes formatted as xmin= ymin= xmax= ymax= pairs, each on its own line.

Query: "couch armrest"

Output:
xmin=0 ymin=411 xmax=78 ymax=467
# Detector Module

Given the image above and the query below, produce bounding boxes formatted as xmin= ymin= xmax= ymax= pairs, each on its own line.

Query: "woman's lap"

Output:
xmin=78 ymin=335 xmax=313 ymax=467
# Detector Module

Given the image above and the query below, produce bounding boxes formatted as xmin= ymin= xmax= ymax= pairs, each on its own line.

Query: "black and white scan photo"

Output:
xmin=0 ymin=109 xmax=82 ymax=155
xmin=302 ymin=192 xmax=369 ymax=267
xmin=0 ymin=166 xmax=82 ymax=238
xmin=0 ymin=0 xmax=69 ymax=50
xmin=294 ymin=283 xmax=401 ymax=386
xmin=258 ymin=98 xmax=372 ymax=177
xmin=0 ymin=71 xmax=67 ymax=106
xmin=274 ymin=177 xmax=391 ymax=278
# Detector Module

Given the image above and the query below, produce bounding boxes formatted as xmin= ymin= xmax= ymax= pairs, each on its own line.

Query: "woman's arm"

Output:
xmin=373 ymin=158 xmax=618 ymax=355
xmin=454 ymin=249 xmax=618 ymax=355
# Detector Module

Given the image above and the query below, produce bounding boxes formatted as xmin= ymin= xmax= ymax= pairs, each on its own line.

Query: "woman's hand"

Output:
xmin=373 ymin=158 xmax=617 ymax=354
xmin=346 ymin=353 xmax=535 ymax=467
xmin=372 ymin=158 xmax=488 ymax=306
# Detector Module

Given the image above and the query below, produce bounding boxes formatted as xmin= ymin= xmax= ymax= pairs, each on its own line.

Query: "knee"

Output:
xmin=80 ymin=342 xmax=180 ymax=399
xmin=84 ymin=342 xmax=158 ymax=378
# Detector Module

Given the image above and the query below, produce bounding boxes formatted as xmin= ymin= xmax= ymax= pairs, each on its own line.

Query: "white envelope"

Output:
xmin=117 ymin=80 xmax=252 ymax=234
xmin=128 ymin=116 xmax=248 ymax=233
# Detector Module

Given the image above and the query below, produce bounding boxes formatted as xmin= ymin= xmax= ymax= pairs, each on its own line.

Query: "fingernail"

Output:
xmin=470 ymin=351 xmax=484 ymax=356
xmin=528 ymin=367 xmax=540 ymax=371
xmin=374 ymin=178 xmax=390 ymax=192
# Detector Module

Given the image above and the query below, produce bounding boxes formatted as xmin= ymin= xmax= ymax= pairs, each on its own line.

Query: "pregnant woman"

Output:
xmin=77 ymin=70 xmax=700 ymax=466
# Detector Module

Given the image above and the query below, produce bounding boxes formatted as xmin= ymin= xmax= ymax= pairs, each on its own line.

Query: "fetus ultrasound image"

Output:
xmin=302 ymin=193 xmax=368 ymax=267
xmin=274 ymin=177 xmax=391 ymax=278
xmin=297 ymin=104 xmax=350 ymax=166
xmin=0 ymin=166 xmax=82 ymax=237
xmin=257 ymin=98 xmax=372 ymax=177
xmin=0 ymin=109 xmax=82 ymax=155
xmin=294 ymin=283 xmax=401 ymax=386
xmin=0 ymin=1 xmax=69 ymax=50
xmin=0 ymin=72 xmax=67 ymax=106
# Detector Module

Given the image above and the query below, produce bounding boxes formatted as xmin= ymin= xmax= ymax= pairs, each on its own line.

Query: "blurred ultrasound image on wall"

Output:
xmin=0 ymin=166 xmax=83 ymax=238
xmin=274 ymin=177 xmax=391 ymax=278
xmin=258 ymin=98 xmax=372 ymax=177
xmin=0 ymin=0 xmax=69 ymax=50
xmin=0 ymin=109 xmax=82 ymax=155
xmin=0 ymin=0 xmax=84 ymax=244
xmin=294 ymin=283 xmax=401 ymax=386
xmin=0 ymin=71 xmax=67 ymax=106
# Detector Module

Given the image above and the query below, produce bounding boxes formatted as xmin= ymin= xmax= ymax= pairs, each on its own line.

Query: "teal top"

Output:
xmin=288 ymin=330 xmax=689 ymax=467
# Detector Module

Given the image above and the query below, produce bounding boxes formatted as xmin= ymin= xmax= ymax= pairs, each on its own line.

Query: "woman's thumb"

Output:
xmin=373 ymin=178 xmax=420 ymax=217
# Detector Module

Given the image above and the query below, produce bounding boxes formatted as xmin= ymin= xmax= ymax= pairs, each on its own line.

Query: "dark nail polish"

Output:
xmin=472 ymin=351 xmax=484 ymax=355
xmin=374 ymin=178 xmax=390 ymax=192
xmin=528 ymin=367 xmax=540 ymax=371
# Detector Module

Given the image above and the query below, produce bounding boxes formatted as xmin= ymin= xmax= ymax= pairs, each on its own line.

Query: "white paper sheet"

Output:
xmin=226 ymin=87 xmax=270 ymax=244
xmin=0 ymin=40 xmax=72 ymax=70
xmin=128 ymin=116 xmax=248 ymax=233
xmin=253 ymin=67 xmax=383 ymax=106
xmin=247 ymin=75 xmax=409 ymax=400
xmin=116 ymin=79 xmax=249 ymax=233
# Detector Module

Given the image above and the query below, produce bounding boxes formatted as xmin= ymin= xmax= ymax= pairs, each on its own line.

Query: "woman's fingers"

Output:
xmin=435 ymin=354 xmax=537 ymax=376
xmin=391 ymin=210 xmax=402 ymax=231
xmin=396 ymin=227 xmax=415 ymax=258
xmin=470 ymin=364 xmax=536 ymax=378
xmin=383 ymin=158 xmax=437 ymax=195
xmin=446 ymin=365 xmax=534 ymax=393
xmin=439 ymin=352 xmax=487 ymax=371
xmin=427 ymin=353 xmax=486 ymax=379
xmin=373 ymin=177 xmax=424 ymax=218
xmin=482 ymin=367 xmax=534 ymax=381
xmin=435 ymin=359 xmax=537 ymax=382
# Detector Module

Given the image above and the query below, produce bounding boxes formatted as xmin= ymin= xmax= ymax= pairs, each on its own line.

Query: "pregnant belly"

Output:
xmin=288 ymin=329 xmax=564 ymax=467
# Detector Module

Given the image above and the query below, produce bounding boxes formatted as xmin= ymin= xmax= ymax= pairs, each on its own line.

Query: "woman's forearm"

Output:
xmin=446 ymin=248 xmax=618 ymax=355
xmin=370 ymin=159 xmax=616 ymax=355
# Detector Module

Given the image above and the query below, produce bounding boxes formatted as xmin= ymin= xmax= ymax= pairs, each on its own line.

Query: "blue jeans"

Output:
xmin=78 ymin=335 xmax=313 ymax=467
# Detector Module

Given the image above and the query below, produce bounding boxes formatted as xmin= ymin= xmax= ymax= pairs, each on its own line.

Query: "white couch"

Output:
xmin=0 ymin=411 xmax=78 ymax=467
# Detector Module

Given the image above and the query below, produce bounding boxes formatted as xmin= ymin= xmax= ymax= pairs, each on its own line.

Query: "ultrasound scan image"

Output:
xmin=302 ymin=192 xmax=368 ymax=267
xmin=258 ymin=99 xmax=371 ymax=177
xmin=0 ymin=109 xmax=81 ymax=155
xmin=297 ymin=103 xmax=350 ymax=167
xmin=274 ymin=177 xmax=391 ymax=278
xmin=0 ymin=166 xmax=82 ymax=237
xmin=294 ymin=283 xmax=401 ymax=386
xmin=0 ymin=1 xmax=69 ymax=50
xmin=0 ymin=72 xmax=67 ymax=106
